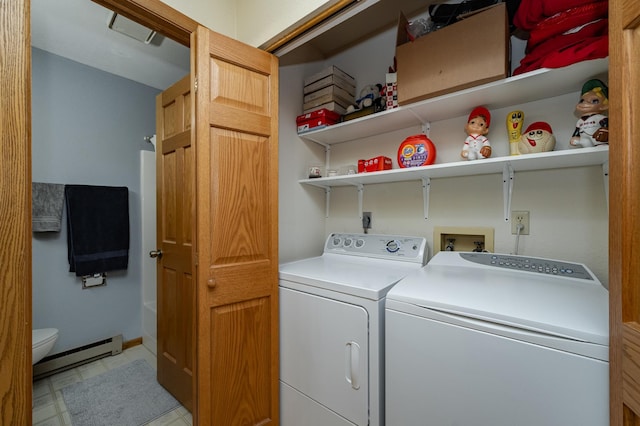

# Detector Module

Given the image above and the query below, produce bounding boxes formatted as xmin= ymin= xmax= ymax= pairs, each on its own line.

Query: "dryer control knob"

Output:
xmin=386 ymin=240 xmax=400 ymax=253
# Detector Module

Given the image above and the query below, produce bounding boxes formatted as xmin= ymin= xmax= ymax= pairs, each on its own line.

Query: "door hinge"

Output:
xmin=194 ymin=76 xmax=198 ymax=93
xmin=194 ymin=251 xmax=198 ymax=266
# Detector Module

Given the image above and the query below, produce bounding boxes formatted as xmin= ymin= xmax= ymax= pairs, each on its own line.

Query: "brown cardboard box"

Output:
xmin=396 ymin=3 xmax=509 ymax=105
xmin=304 ymin=74 xmax=356 ymax=96
xmin=304 ymin=65 xmax=356 ymax=88
xmin=303 ymin=84 xmax=355 ymax=106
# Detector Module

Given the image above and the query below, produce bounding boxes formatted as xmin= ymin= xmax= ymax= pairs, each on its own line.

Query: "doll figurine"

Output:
xmin=570 ymin=79 xmax=609 ymax=148
xmin=518 ymin=121 xmax=556 ymax=154
xmin=461 ymin=106 xmax=492 ymax=160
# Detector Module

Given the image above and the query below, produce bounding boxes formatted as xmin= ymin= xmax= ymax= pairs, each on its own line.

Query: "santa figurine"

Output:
xmin=461 ymin=106 xmax=492 ymax=160
xmin=570 ymin=79 xmax=609 ymax=148
xmin=518 ymin=121 xmax=556 ymax=154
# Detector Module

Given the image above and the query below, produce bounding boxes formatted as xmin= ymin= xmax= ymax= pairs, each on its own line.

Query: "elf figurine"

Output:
xmin=461 ymin=106 xmax=492 ymax=160
xmin=570 ymin=79 xmax=609 ymax=148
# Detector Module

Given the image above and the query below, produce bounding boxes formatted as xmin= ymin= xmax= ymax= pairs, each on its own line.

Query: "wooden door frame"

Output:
xmin=0 ymin=1 xmax=32 ymax=424
xmin=608 ymin=0 xmax=640 ymax=423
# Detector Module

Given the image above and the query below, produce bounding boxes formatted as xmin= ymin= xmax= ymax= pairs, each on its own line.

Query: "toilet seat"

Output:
xmin=33 ymin=328 xmax=58 ymax=349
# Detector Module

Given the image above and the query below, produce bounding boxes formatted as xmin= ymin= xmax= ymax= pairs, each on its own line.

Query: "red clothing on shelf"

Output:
xmin=514 ymin=0 xmax=601 ymax=31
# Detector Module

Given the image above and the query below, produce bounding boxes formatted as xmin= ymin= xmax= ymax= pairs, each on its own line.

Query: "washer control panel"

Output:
xmin=325 ymin=233 xmax=427 ymax=264
xmin=459 ymin=252 xmax=594 ymax=280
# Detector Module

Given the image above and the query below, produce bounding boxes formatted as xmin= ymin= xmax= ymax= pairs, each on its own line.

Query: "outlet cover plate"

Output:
xmin=511 ymin=210 xmax=530 ymax=235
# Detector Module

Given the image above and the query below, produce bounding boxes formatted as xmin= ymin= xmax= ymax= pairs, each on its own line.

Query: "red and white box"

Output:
xmin=385 ymin=73 xmax=398 ymax=110
xmin=296 ymin=108 xmax=341 ymax=134
xmin=358 ymin=156 xmax=393 ymax=173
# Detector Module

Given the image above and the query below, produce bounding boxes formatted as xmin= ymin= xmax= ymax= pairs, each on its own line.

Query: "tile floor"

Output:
xmin=32 ymin=344 xmax=192 ymax=426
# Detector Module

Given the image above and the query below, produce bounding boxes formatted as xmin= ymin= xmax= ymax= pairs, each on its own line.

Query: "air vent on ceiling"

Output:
xmin=108 ymin=12 xmax=157 ymax=44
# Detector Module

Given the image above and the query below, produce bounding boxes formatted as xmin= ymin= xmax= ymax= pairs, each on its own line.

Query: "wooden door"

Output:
xmin=609 ymin=0 xmax=640 ymax=424
xmin=155 ymin=75 xmax=195 ymax=412
xmin=191 ymin=26 xmax=279 ymax=425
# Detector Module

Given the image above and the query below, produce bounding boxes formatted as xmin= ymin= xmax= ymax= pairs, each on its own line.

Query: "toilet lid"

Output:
xmin=33 ymin=328 xmax=58 ymax=347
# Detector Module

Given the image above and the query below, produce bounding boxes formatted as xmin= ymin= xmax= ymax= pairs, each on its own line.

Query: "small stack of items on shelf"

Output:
xmin=302 ymin=65 xmax=356 ymax=116
xmin=512 ymin=0 xmax=608 ymax=75
xmin=297 ymin=65 xmax=356 ymax=134
xmin=358 ymin=156 xmax=393 ymax=173
xmin=296 ymin=108 xmax=341 ymax=134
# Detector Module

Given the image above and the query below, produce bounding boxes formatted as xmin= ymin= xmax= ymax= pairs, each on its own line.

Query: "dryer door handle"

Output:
xmin=345 ymin=341 xmax=361 ymax=390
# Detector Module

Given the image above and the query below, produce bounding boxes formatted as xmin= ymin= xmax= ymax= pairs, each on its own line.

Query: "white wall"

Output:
xmin=159 ymin=0 xmax=236 ymax=40
xmin=158 ymin=0 xmax=347 ymax=48
xmin=237 ymin=0 xmax=343 ymax=48
xmin=278 ymin=18 xmax=609 ymax=285
xmin=278 ymin=63 xmax=330 ymax=262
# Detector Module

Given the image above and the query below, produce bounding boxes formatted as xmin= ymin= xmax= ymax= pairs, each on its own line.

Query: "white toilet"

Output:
xmin=32 ymin=328 xmax=58 ymax=365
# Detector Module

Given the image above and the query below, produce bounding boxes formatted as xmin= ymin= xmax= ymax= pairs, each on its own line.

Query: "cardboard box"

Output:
xmin=304 ymin=74 xmax=356 ymax=96
xmin=304 ymin=101 xmax=348 ymax=115
xmin=304 ymin=65 xmax=356 ymax=88
xmin=303 ymin=91 xmax=352 ymax=112
xmin=358 ymin=156 xmax=393 ymax=173
xmin=296 ymin=108 xmax=341 ymax=134
xmin=303 ymin=84 xmax=355 ymax=106
xmin=396 ymin=3 xmax=509 ymax=105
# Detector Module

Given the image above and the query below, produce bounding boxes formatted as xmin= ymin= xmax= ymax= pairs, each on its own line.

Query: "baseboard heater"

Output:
xmin=33 ymin=334 xmax=123 ymax=380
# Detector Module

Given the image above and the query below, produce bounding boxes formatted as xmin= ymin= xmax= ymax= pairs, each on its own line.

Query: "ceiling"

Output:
xmin=31 ymin=0 xmax=191 ymax=90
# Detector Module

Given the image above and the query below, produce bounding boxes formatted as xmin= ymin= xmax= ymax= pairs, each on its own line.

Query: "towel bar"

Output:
xmin=82 ymin=273 xmax=106 ymax=289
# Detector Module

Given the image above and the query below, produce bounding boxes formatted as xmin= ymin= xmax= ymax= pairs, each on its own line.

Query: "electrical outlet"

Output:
xmin=511 ymin=210 xmax=530 ymax=235
xmin=362 ymin=212 xmax=372 ymax=229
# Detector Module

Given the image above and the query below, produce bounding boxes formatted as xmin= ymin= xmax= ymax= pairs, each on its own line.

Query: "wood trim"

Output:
xmin=261 ymin=0 xmax=357 ymax=52
xmin=192 ymin=28 xmax=209 ymax=425
xmin=608 ymin=2 xmax=624 ymax=423
xmin=122 ymin=337 xmax=143 ymax=350
xmin=609 ymin=0 xmax=640 ymax=423
xmin=0 ymin=0 xmax=32 ymax=423
xmin=91 ymin=0 xmax=199 ymax=47
xmin=623 ymin=323 xmax=640 ymax=416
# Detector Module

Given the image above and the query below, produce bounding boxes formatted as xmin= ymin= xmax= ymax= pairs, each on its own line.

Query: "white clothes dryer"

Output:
xmin=385 ymin=251 xmax=609 ymax=426
xmin=279 ymin=233 xmax=428 ymax=426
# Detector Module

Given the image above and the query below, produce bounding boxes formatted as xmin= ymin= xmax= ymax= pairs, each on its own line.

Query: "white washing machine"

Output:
xmin=385 ymin=251 xmax=609 ymax=426
xmin=279 ymin=233 xmax=428 ymax=426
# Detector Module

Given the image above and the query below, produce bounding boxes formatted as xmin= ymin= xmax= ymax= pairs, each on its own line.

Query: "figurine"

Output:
xmin=570 ymin=79 xmax=609 ymax=148
xmin=461 ymin=106 xmax=492 ymax=160
xmin=517 ymin=121 xmax=556 ymax=154
xmin=506 ymin=110 xmax=525 ymax=156
xmin=347 ymin=84 xmax=384 ymax=114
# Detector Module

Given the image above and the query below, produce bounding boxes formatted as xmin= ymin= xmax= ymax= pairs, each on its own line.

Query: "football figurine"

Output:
xmin=518 ymin=121 xmax=556 ymax=154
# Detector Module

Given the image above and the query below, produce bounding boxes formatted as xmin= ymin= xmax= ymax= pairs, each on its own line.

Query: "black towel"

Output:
xmin=65 ymin=185 xmax=130 ymax=276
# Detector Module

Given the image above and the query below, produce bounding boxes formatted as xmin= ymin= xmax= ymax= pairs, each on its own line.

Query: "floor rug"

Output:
xmin=61 ymin=359 xmax=180 ymax=426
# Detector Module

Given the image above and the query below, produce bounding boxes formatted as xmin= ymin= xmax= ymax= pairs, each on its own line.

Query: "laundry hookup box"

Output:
xmin=395 ymin=3 xmax=509 ymax=105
